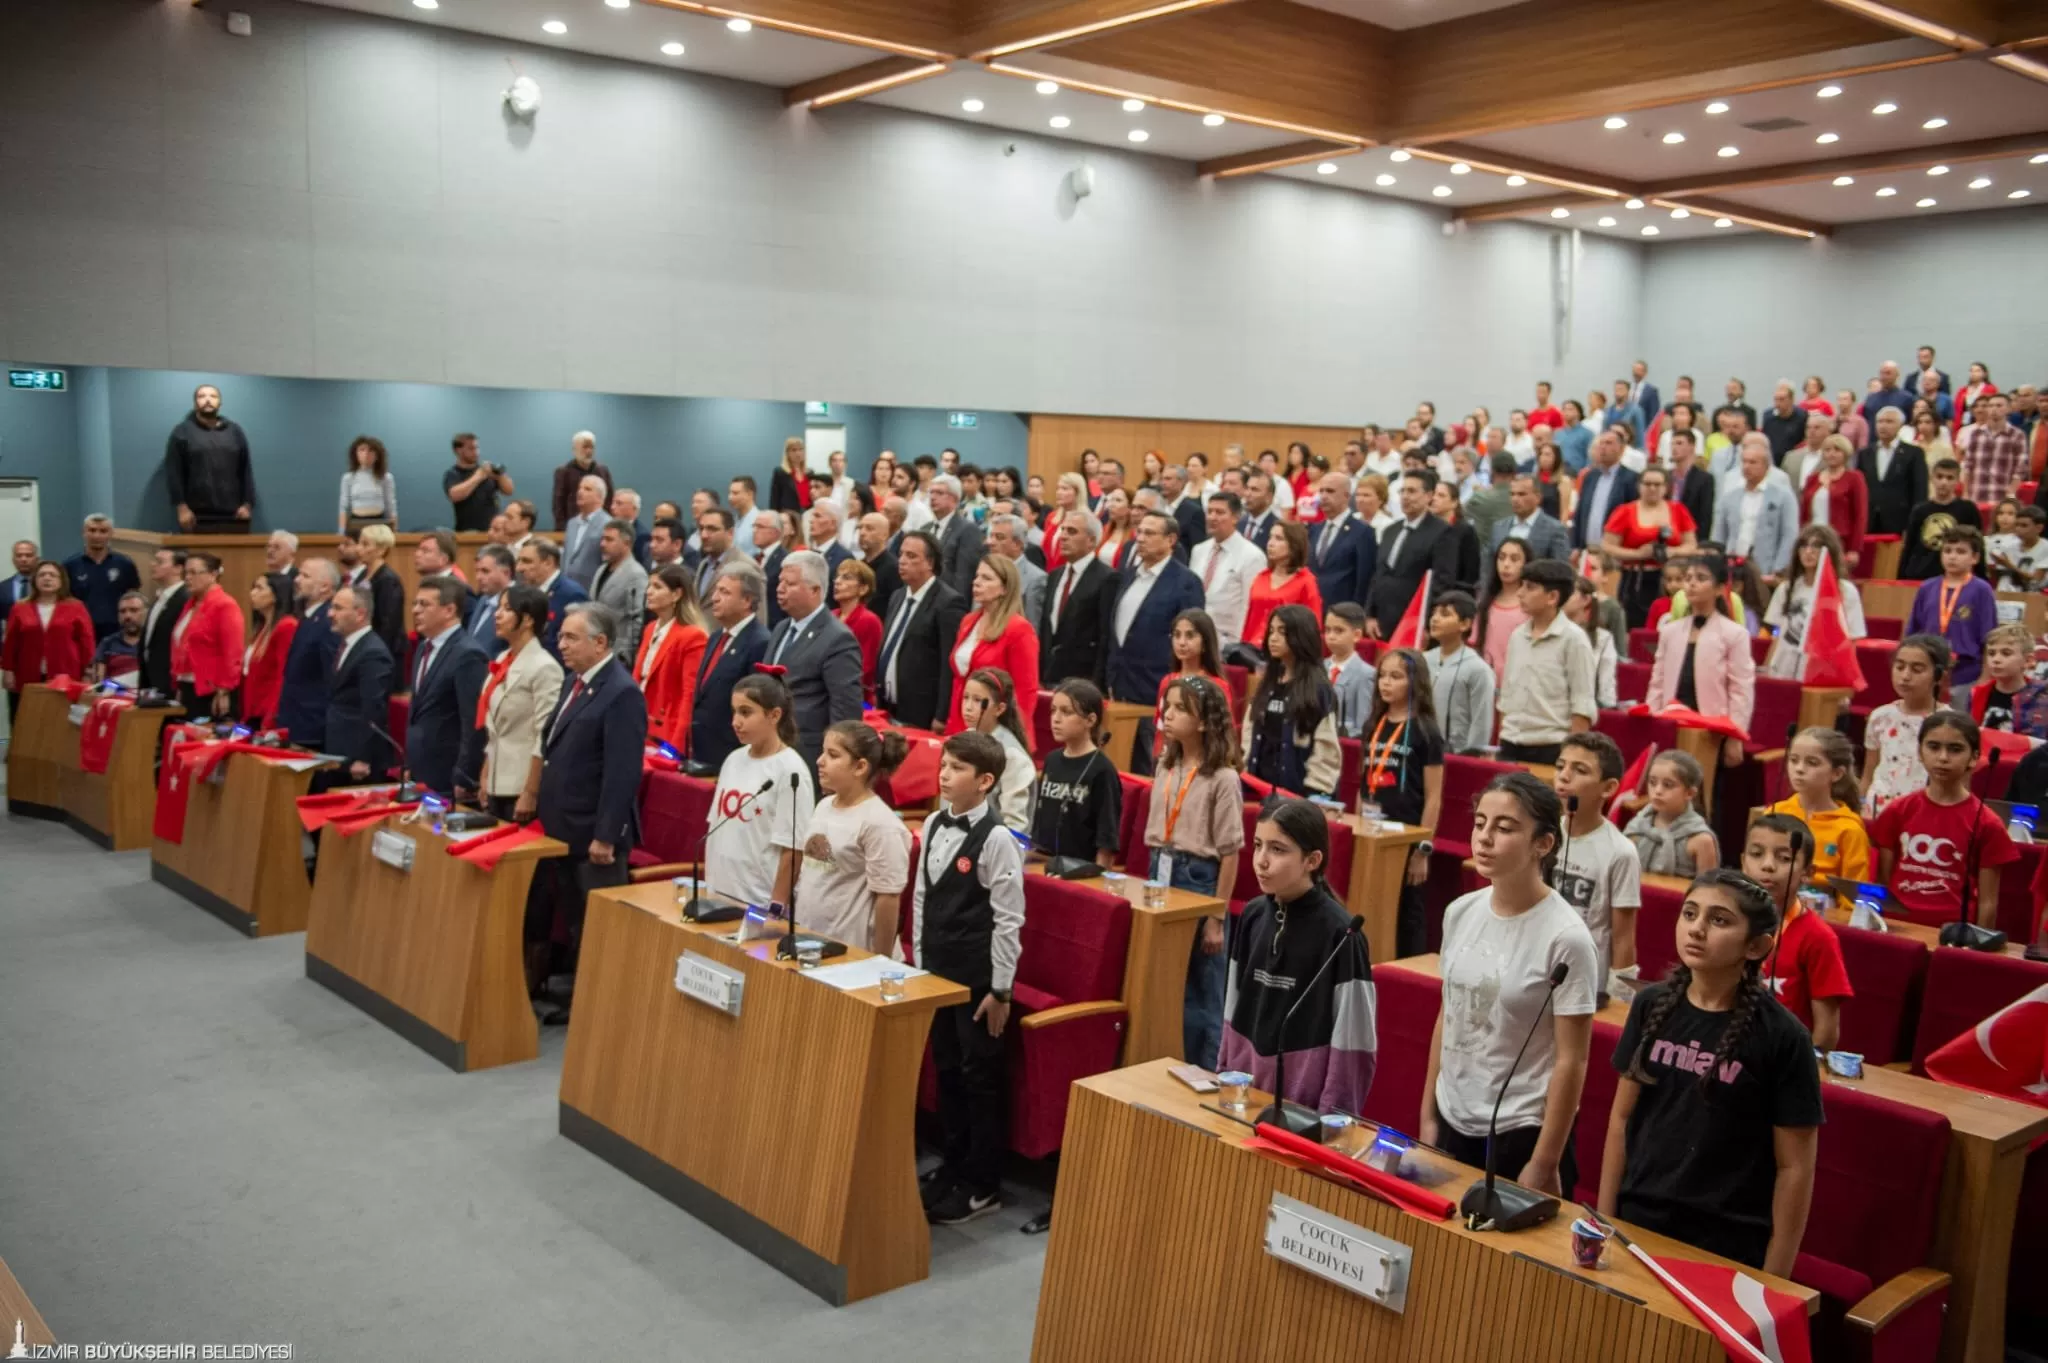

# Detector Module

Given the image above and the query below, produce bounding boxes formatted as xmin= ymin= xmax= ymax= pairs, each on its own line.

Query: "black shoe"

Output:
xmin=1020 ymin=1211 xmax=1052 ymax=1235
xmin=541 ymin=1005 xmax=571 ymax=1027
xmin=927 ymin=1187 xmax=1001 ymax=1226
xmin=919 ymin=1165 xmax=955 ymax=1211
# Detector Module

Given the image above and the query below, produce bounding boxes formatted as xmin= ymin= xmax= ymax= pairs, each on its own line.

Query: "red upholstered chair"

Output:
xmin=1997 ymin=844 xmax=2046 ymax=944
xmin=1118 ymin=772 xmax=1152 ymax=876
xmin=1424 ymin=756 xmax=1517 ymax=934
xmin=1633 ymin=879 xmax=1684 ymax=985
xmin=1355 ymin=964 xmax=1437 ymax=1135
xmin=1908 ymin=948 xmax=2048 ymax=1070
xmin=1795 ymin=1084 xmax=1952 ymax=1363
xmin=1009 ymin=876 xmax=1133 ymax=1159
xmin=1828 ymin=921 xmax=1928 ymax=1066
xmin=2022 ymin=481 xmax=2040 ymax=505
xmin=1849 ymin=640 xmax=1899 ymax=718
xmin=1593 ymin=708 xmax=1680 ymax=763
xmin=1337 ymin=736 xmax=1363 ymax=809
xmin=1864 ymin=615 xmax=1903 ymax=641
xmin=1749 ymin=632 xmax=1773 ymax=666
xmin=1571 ymin=1018 xmax=1627 ymax=1203
xmin=1228 ymin=804 xmax=1355 ymax=916
xmin=1032 ymin=690 xmax=1054 ymax=757
xmin=1972 ymin=734 xmax=2025 ymax=801
xmin=630 ymin=770 xmax=716 ymax=870
xmin=1628 ymin=626 xmax=1658 ymax=665
xmin=385 ymin=695 xmax=410 ymax=773
xmin=1224 ymin=664 xmax=1250 ymax=724
xmin=1748 ymin=676 xmax=1802 ymax=758
xmin=1615 ymin=660 xmax=1652 ymax=704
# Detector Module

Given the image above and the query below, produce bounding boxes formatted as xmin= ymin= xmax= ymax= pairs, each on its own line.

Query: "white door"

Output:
xmin=0 ymin=479 xmax=40 ymax=552
xmin=804 ymin=425 xmax=846 ymax=475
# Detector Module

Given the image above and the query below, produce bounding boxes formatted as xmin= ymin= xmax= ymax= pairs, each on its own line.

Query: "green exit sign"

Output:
xmin=8 ymin=368 xmax=67 ymax=391
xmin=947 ymin=411 xmax=978 ymax=429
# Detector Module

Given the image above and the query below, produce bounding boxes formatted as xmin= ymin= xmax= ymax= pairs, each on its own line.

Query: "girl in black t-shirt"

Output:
xmin=1358 ymin=647 xmax=1444 ymax=957
xmin=1244 ymin=604 xmax=1340 ymax=796
xmin=1031 ymin=679 xmax=1123 ymax=869
xmin=1598 ymin=868 xmax=1823 ymax=1276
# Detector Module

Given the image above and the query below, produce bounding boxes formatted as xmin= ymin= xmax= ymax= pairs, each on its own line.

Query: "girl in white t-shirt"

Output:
xmin=705 ymin=673 xmax=815 ymax=911
xmin=960 ymin=667 xmax=1036 ymax=835
xmin=801 ymin=721 xmax=914 ymax=953
xmin=1423 ymin=772 xmax=1600 ymax=1202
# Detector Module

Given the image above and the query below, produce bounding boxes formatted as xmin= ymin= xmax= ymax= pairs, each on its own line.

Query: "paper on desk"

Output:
xmin=805 ymin=957 xmax=930 ymax=992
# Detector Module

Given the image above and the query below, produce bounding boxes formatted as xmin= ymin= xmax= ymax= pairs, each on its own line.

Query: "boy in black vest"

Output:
xmin=912 ymin=730 xmax=1026 ymax=1226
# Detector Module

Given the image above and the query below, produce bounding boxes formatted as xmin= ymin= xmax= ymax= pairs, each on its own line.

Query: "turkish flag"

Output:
xmin=1607 ymin=743 xmax=1655 ymax=823
xmin=77 ymin=696 xmax=133 ymax=774
xmin=1654 ymin=1255 xmax=1814 ymax=1363
xmin=1628 ymin=702 xmax=1750 ymax=743
xmin=1799 ymin=551 xmax=1864 ymax=691
xmin=295 ymin=786 xmax=398 ymax=832
xmin=152 ymin=740 xmax=220 ymax=843
xmin=447 ymin=820 xmax=546 ymax=872
xmin=1923 ymin=983 xmax=2048 ymax=1110
xmin=1386 ymin=569 xmax=1433 ymax=650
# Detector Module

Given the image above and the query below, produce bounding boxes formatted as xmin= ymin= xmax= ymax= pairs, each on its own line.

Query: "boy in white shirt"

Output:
xmin=1550 ymin=731 xmax=1642 ymax=1004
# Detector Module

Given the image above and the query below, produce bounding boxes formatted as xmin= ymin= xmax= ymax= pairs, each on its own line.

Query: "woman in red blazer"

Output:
xmin=833 ymin=558 xmax=884 ymax=704
xmin=1796 ymin=434 xmax=1869 ymax=571
xmin=169 ymin=553 xmax=247 ymax=720
xmin=944 ymin=556 xmax=1040 ymax=744
xmin=1 ymin=560 xmax=96 ymax=718
xmin=635 ymin=564 xmax=709 ymax=746
xmin=238 ymin=574 xmax=299 ymax=729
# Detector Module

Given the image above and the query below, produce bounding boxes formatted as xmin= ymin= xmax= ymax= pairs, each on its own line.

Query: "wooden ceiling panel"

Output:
xmin=1811 ymin=0 xmax=2004 ymax=46
xmin=954 ymin=0 xmax=1243 ymax=58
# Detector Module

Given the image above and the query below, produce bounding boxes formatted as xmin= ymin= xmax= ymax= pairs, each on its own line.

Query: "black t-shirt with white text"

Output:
xmin=1033 ymin=748 xmax=1123 ymax=861
xmin=1357 ymin=714 xmax=1443 ymax=826
xmin=1613 ymin=983 xmax=1824 ymax=1268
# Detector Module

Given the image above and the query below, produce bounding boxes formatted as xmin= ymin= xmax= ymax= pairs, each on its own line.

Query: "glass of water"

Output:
xmin=796 ymin=939 xmax=823 ymax=969
xmin=1217 ymin=1071 xmax=1253 ymax=1114
xmin=878 ymin=968 xmax=907 ymax=1001
xmin=1143 ymin=879 xmax=1169 ymax=908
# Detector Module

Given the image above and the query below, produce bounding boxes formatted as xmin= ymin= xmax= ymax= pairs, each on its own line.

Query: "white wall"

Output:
xmin=0 ymin=0 xmax=1645 ymax=425
xmin=1639 ymin=208 xmax=2048 ymax=398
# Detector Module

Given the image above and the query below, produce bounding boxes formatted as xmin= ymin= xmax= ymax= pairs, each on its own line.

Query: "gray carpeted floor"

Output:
xmin=0 ymin=808 xmax=1045 ymax=1360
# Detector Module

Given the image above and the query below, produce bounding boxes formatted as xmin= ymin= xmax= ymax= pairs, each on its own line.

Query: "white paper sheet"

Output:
xmin=805 ymin=957 xmax=930 ymax=992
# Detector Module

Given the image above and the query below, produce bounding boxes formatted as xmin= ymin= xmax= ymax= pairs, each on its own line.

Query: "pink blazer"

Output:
xmin=1647 ymin=611 xmax=1755 ymax=736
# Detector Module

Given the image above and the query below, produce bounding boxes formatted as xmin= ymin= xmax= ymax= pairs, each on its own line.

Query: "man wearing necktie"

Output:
xmin=875 ymin=530 xmax=966 ymax=731
xmin=402 ymin=576 xmax=489 ymax=797
xmin=688 ymin=560 xmax=770 ymax=769
xmin=763 ymin=550 xmax=863 ymax=783
xmin=467 ymin=545 xmax=515 ymax=657
xmin=0 ymin=539 xmax=36 ymax=658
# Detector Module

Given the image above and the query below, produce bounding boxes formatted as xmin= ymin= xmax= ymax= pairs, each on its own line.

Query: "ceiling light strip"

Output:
xmin=795 ymin=60 xmax=951 ymax=109
xmin=1198 ymin=141 xmax=1361 ymax=179
xmin=974 ymin=0 xmax=1234 ymax=61
xmin=640 ymin=0 xmax=949 ymax=59
xmin=1396 ymin=146 xmax=1631 ymax=200
xmin=1990 ymin=51 xmax=2048 ymax=83
xmin=985 ymin=61 xmax=1371 ymax=146
xmin=1809 ymin=0 xmax=1986 ymax=49
xmin=1650 ymin=197 xmax=1821 ymax=239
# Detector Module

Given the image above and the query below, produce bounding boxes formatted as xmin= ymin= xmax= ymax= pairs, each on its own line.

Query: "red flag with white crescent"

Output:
xmin=1924 ymin=983 xmax=2048 ymax=1109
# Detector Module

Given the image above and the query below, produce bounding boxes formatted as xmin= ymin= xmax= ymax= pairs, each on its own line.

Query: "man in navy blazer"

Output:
xmin=515 ymin=537 xmax=587 ymax=658
xmin=688 ymin=560 xmax=771 ymax=769
xmin=1101 ymin=512 xmax=1205 ymax=704
xmin=320 ymin=583 xmax=394 ymax=788
xmin=1625 ymin=361 xmax=1661 ymax=439
xmin=464 ymin=545 xmax=515 ymax=657
xmin=527 ymin=600 xmax=648 ymax=1025
xmin=402 ymin=576 xmax=489 ymax=796
xmin=1238 ymin=472 xmax=1282 ymax=550
xmin=272 ymin=559 xmax=339 ymax=749
xmin=1305 ymin=472 xmax=1377 ymax=610
xmin=1571 ymin=430 xmax=1640 ymax=550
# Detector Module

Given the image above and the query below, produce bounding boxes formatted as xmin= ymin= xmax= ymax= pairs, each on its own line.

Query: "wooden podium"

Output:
xmin=151 ymin=750 xmax=330 ymax=936
xmin=57 ymin=702 xmax=182 ymax=849
xmin=1102 ymin=699 xmax=1152 ymax=772
xmin=1338 ymin=816 xmax=1432 ymax=964
xmin=558 ymin=882 xmax=968 ymax=1305
xmin=1032 ymin=1062 xmax=1815 ymax=1363
xmin=4 ymin=683 xmax=71 ymax=818
xmin=306 ymin=815 xmax=566 ymax=1072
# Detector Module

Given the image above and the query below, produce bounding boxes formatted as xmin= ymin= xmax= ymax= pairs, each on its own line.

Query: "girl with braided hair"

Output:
xmin=1597 ymin=868 xmax=1824 ymax=1277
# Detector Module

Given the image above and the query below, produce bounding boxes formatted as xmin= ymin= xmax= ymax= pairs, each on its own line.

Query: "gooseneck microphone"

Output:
xmin=1939 ymin=749 xmax=2008 ymax=952
xmin=683 ymin=776 xmax=776 ymax=922
xmin=1255 ymin=913 xmax=1366 ymax=1140
xmin=1553 ymin=794 xmax=1579 ymax=892
xmin=1459 ymin=960 xmax=1570 ymax=1232
xmin=779 ymin=770 xmax=847 ymax=962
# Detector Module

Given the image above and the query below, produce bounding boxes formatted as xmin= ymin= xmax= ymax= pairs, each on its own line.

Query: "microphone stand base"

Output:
xmin=1253 ymin=1100 xmax=1327 ymax=1141
xmin=1937 ymin=922 xmax=2008 ymax=952
xmin=1459 ymin=1178 xmax=1561 ymax=1232
xmin=682 ymin=898 xmax=746 ymax=924
xmin=776 ymin=931 xmax=850 ymax=962
xmin=1042 ymin=855 xmax=1105 ymax=881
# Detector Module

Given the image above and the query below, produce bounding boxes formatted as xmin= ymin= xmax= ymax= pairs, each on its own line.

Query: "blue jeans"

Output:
xmin=1151 ymin=848 xmax=1226 ymax=1069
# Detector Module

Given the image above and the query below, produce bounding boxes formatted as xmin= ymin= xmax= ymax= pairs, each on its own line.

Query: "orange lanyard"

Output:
xmin=1937 ymin=579 xmax=1964 ymax=632
xmin=1161 ymin=765 xmax=1199 ymax=843
xmin=1366 ymin=714 xmax=1407 ymax=792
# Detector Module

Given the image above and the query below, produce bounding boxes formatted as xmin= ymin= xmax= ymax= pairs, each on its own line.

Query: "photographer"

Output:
xmin=444 ymin=432 xmax=515 ymax=532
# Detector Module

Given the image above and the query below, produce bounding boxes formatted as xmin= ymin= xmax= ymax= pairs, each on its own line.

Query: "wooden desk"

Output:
xmin=558 ymin=881 xmax=968 ymax=1305
xmin=1032 ymin=1060 xmax=1814 ymax=1363
xmin=1335 ymin=816 xmax=1431 ymax=964
xmin=56 ymin=701 xmax=181 ymax=849
xmin=306 ymin=815 xmax=566 ymax=1072
xmin=111 ymin=527 xmax=491 ymax=607
xmin=1101 ymin=700 xmax=1151 ymax=772
xmin=1863 ymin=579 xmax=2047 ymax=636
xmin=1867 ymin=539 xmax=1902 ymax=581
xmin=4 ymin=683 xmax=70 ymax=817
xmin=1795 ymin=686 xmax=1852 ymax=733
xmin=0 ymin=1255 xmax=54 ymax=1354
xmin=151 ymin=750 xmax=330 ymax=936
xmin=1028 ymin=864 xmax=1226 ymax=1066
xmin=1672 ymin=724 xmax=1721 ymax=813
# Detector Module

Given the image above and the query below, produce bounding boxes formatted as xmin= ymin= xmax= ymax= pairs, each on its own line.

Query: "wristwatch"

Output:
xmin=991 ymin=988 xmax=1012 ymax=1004
xmin=1414 ymin=840 xmax=1434 ymax=858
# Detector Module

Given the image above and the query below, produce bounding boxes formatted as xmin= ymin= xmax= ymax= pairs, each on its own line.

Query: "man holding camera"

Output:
xmin=444 ymin=432 xmax=515 ymax=532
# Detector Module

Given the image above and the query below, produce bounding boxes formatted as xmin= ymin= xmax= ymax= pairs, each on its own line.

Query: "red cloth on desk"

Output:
xmin=77 ymin=695 xmax=133 ymax=774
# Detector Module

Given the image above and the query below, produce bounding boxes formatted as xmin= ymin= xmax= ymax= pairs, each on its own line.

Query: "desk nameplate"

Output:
xmin=370 ymin=828 xmax=415 ymax=872
xmin=675 ymin=950 xmax=744 ymax=1016
xmin=1264 ymin=1191 xmax=1411 ymax=1312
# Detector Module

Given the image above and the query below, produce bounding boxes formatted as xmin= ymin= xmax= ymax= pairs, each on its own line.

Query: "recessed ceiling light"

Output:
xmin=1661 ymin=131 xmax=1685 ymax=144
xmin=1705 ymin=101 xmax=1729 ymax=115
xmin=411 ymin=0 xmax=437 ymax=8
xmin=1316 ymin=161 xmax=1339 ymax=175
xmin=1714 ymin=217 xmax=1732 ymax=227
xmin=1374 ymin=173 xmax=1396 ymax=186
xmin=1717 ymin=145 xmax=1739 ymax=157
xmin=1817 ymin=85 xmax=1842 ymax=98
xmin=1121 ymin=98 xmax=1144 ymax=113
xmin=1035 ymin=81 xmax=1059 ymax=95
xmin=605 ymin=0 xmax=629 ymax=8
xmin=1431 ymin=185 xmax=1452 ymax=197
xmin=1969 ymin=176 xmax=1992 ymax=188
xmin=1597 ymin=216 xmax=1616 ymax=226
xmin=1450 ymin=162 xmax=1471 ymax=174
xmin=1389 ymin=149 xmax=1411 ymax=162
xmin=1641 ymin=225 xmax=1660 ymax=236
xmin=1202 ymin=113 xmax=1225 ymax=127
xmin=961 ymin=99 xmax=984 ymax=113
xmin=1127 ymin=129 xmax=1148 ymax=143
xmin=1922 ymin=117 xmax=1947 ymax=129
xmin=1916 ymin=197 xmax=1937 ymax=207
xmin=1926 ymin=165 xmax=1950 ymax=176
xmin=1875 ymin=186 xmax=1897 ymax=197
xmin=2032 ymin=154 xmax=2048 ymax=165
xmin=1049 ymin=115 xmax=1070 ymax=129
xmin=1670 ymin=207 xmax=1690 ymax=219
xmin=1815 ymin=132 xmax=1839 ymax=144
xmin=1832 ymin=175 xmax=1854 ymax=186
xmin=1505 ymin=174 xmax=1527 ymax=186
xmin=1625 ymin=198 xmax=1644 ymax=209
xmin=541 ymin=19 xmax=567 ymax=35
xmin=1872 ymin=102 xmax=1897 ymax=115
xmin=659 ymin=40 xmax=684 ymax=55
xmin=726 ymin=17 xmax=751 ymax=31
xmin=1603 ymin=116 xmax=1628 ymax=130
xmin=1550 ymin=207 xmax=1571 ymax=218
xmin=2010 ymin=189 xmax=2032 ymax=199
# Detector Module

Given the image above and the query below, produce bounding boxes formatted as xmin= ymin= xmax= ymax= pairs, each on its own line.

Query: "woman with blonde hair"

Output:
xmin=770 ymin=435 xmax=809 ymax=515
xmin=1042 ymin=469 xmax=1091 ymax=570
xmin=352 ymin=521 xmax=407 ymax=659
xmin=945 ymin=554 xmax=1040 ymax=743
xmin=1797 ymin=433 xmax=1869 ymax=571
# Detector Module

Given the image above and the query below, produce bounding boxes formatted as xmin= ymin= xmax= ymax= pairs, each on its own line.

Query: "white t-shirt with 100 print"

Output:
xmin=704 ymin=744 xmax=815 ymax=909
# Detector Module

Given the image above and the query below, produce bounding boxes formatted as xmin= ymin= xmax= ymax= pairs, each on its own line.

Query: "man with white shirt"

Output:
xmin=1713 ymin=439 xmax=1801 ymax=585
xmin=404 ymin=576 xmax=488 ymax=796
xmin=766 ymin=550 xmax=863 ymax=781
xmin=926 ymin=474 xmax=985 ymax=598
xmin=1614 ymin=419 xmax=1649 ymax=474
xmin=1504 ymin=411 xmax=1535 ymax=465
xmin=986 ymin=514 xmax=1046 ymax=623
xmin=1103 ymin=512 xmax=1205 ymax=705
xmin=1489 ymin=476 xmax=1572 ymax=562
xmin=321 ymin=584 xmax=394 ymax=787
xmin=1039 ymin=514 xmax=1114 ymax=686
xmin=1858 ymin=405 xmax=1927 ymax=537
xmin=1306 ymin=472 xmax=1376 ymax=610
xmin=1364 ymin=427 xmax=1404 ymax=480
xmin=1188 ymin=492 xmax=1266 ymax=648
xmin=139 ymin=545 xmax=190 ymax=695
xmin=561 ymin=475 xmax=609 ymax=589
xmin=877 ymin=531 xmax=966 ymax=731
xmin=1572 ymin=430 xmax=1638 ymax=551
xmin=727 ymin=475 xmax=762 ymax=547
xmin=1240 ymin=471 xmax=1282 ymax=548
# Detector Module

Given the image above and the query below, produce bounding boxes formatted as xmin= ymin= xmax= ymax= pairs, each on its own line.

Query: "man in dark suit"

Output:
xmin=1488 ymin=476 xmax=1575 ymax=562
xmin=139 ymin=546 xmax=190 ymax=696
xmin=1857 ymin=406 xmax=1927 ymax=536
xmin=754 ymin=511 xmax=793 ymax=627
xmin=854 ymin=512 xmax=901 ymax=616
xmin=1364 ymin=469 xmax=1460 ymax=638
xmin=875 ymin=529 xmax=966 ymax=731
xmin=1040 ymin=513 xmax=1115 ymax=687
xmin=1571 ymin=429 xmax=1639 ymax=551
xmin=764 ymin=550 xmax=864 ymax=781
xmin=322 ymin=583 xmax=395 ymax=788
xmin=402 ymin=575 xmax=489 ymax=796
xmin=261 ymin=530 xmax=300 ymax=624
xmin=688 ymin=560 xmax=771 ymax=769
xmin=527 ymin=600 xmax=647 ymax=1024
xmin=515 ymin=537 xmax=588 ymax=659
xmin=1102 ymin=512 xmax=1205 ymax=704
xmin=1306 ymin=471 xmax=1377 ymax=609
xmin=466 ymin=545 xmax=515 ymax=657
xmin=1 ymin=539 xmax=38 ymax=656
xmin=1239 ymin=471 xmax=1282 ymax=549
xmin=272 ymin=559 xmax=339 ymax=750
xmin=1625 ymin=361 xmax=1661 ymax=438
xmin=807 ymin=503 xmax=853 ymax=578
xmin=926 ymin=475 xmax=985 ymax=598
xmin=1160 ymin=465 xmax=1205 ymax=549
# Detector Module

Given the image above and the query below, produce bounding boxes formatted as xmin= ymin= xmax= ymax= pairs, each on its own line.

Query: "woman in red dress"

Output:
xmin=1094 ymin=488 xmax=1136 ymax=571
xmin=1601 ymin=465 xmax=1697 ymax=628
xmin=945 ymin=556 xmax=1040 ymax=743
xmin=169 ymin=552 xmax=247 ymax=721
xmin=1 ymin=560 xmax=95 ymax=721
xmin=239 ymin=574 xmax=299 ymax=728
xmin=834 ymin=558 xmax=884 ymax=704
xmin=1240 ymin=520 xmax=1322 ymax=658
xmin=635 ymin=564 xmax=709 ymax=745
xmin=1955 ymin=361 xmax=1997 ymax=436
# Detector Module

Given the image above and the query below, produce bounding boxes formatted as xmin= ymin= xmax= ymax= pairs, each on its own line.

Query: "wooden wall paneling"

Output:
xmin=1026 ymin=414 xmax=1365 ymax=489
